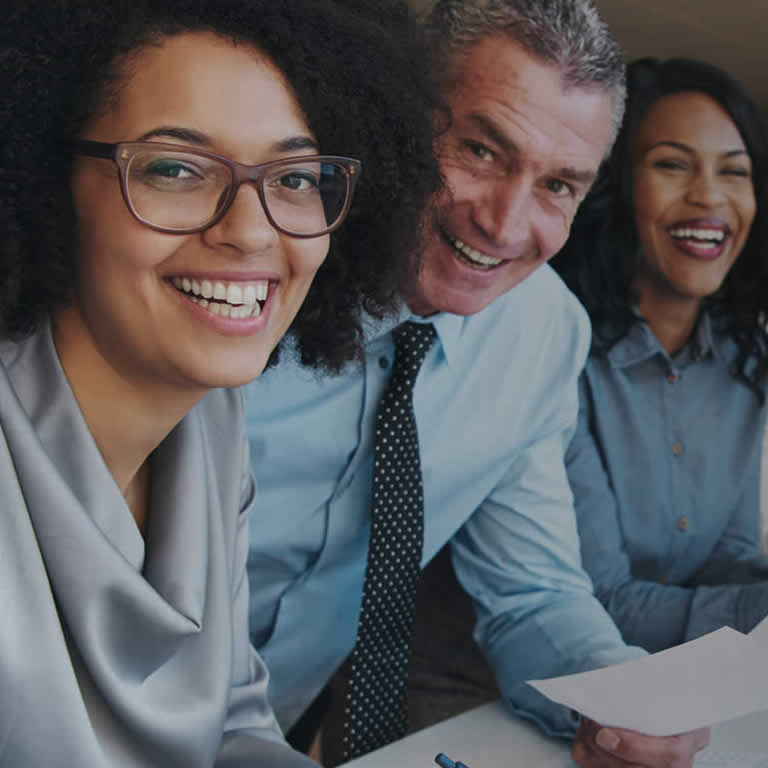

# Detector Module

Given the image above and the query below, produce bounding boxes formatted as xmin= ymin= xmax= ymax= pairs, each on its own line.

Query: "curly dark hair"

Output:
xmin=552 ymin=57 xmax=768 ymax=401
xmin=0 ymin=0 xmax=441 ymax=373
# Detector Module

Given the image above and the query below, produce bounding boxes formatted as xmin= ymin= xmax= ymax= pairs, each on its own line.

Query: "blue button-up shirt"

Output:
xmin=568 ymin=313 xmax=768 ymax=653
xmin=244 ymin=265 xmax=643 ymax=738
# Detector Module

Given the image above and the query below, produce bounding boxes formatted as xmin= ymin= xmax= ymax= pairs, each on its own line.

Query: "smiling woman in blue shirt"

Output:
xmin=553 ymin=57 xmax=768 ymax=652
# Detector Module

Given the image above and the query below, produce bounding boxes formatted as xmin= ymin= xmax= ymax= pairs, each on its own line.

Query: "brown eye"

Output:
xmin=466 ymin=142 xmax=493 ymax=163
xmin=652 ymin=159 xmax=686 ymax=171
xmin=546 ymin=178 xmax=574 ymax=198
xmin=721 ymin=167 xmax=750 ymax=178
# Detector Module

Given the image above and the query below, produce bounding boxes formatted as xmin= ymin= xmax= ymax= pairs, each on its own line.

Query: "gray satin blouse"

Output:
xmin=0 ymin=325 xmax=317 ymax=767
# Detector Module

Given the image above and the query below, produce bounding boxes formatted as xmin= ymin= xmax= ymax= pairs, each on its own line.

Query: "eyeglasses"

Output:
xmin=72 ymin=140 xmax=361 ymax=238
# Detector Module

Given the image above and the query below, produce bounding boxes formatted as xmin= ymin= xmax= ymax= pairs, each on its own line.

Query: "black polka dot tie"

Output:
xmin=341 ymin=321 xmax=436 ymax=762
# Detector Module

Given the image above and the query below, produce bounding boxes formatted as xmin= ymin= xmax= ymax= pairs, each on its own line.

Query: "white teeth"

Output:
xmin=450 ymin=235 xmax=503 ymax=267
xmin=200 ymin=301 xmax=259 ymax=320
xmin=226 ymin=283 xmax=243 ymax=305
xmin=172 ymin=276 xmax=270 ymax=317
xmin=669 ymin=227 xmax=725 ymax=242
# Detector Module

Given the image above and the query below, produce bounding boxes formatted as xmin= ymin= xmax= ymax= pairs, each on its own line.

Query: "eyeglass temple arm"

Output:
xmin=71 ymin=139 xmax=117 ymax=160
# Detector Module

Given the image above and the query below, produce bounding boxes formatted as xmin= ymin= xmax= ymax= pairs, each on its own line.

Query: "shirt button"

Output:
xmin=667 ymin=372 xmax=679 ymax=383
xmin=378 ymin=356 xmax=389 ymax=369
xmin=678 ymin=517 xmax=689 ymax=532
xmin=672 ymin=441 xmax=684 ymax=456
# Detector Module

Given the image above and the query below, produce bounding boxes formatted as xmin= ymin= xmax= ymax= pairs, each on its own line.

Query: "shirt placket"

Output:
xmin=662 ymin=358 xmax=693 ymax=561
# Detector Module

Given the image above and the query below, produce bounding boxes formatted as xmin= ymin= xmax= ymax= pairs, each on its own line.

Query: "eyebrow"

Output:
xmin=467 ymin=113 xmax=597 ymax=186
xmin=644 ymin=140 xmax=749 ymax=160
xmin=137 ymin=126 xmax=319 ymax=153
xmin=559 ymin=167 xmax=597 ymax=185
xmin=468 ymin=113 xmax=515 ymax=154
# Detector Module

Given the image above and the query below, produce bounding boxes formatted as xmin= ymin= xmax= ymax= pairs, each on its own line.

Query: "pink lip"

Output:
xmin=164 ymin=277 xmax=277 ymax=337
xmin=429 ymin=226 xmax=541 ymax=304
xmin=439 ymin=226 xmax=529 ymax=270
xmin=666 ymin=219 xmax=731 ymax=262
xmin=668 ymin=217 xmax=731 ymax=234
xmin=672 ymin=240 xmax=725 ymax=261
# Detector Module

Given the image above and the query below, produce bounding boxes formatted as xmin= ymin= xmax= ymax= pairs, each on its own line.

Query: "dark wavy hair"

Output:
xmin=0 ymin=0 xmax=441 ymax=372
xmin=552 ymin=57 xmax=768 ymax=400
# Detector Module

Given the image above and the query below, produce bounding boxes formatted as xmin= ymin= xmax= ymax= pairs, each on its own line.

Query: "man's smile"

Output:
xmin=440 ymin=227 xmax=504 ymax=270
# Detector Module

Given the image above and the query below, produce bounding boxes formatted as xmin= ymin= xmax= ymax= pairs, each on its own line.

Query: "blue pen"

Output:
xmin=435 ymin=752 xmax=471 ymax=768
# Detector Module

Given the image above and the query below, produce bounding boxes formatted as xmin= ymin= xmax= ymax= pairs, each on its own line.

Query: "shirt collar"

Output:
xmin=690 ymin=310 xmax=719 ymax=361
xmin=361 ymin=301 xmax=463 ymax=366
xmin=606 ymin=310 xmax=719 ymax=369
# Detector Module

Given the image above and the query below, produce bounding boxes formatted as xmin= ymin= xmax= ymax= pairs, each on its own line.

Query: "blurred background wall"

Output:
xmin=407 ymin=0 xmax=768 ymax=116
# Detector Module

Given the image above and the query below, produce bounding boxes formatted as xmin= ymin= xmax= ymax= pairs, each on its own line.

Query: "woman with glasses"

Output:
xmin=552 ymin=58 xmax=768 ymax=654
xmin=0 ymin=0 xmax=439 ymax=765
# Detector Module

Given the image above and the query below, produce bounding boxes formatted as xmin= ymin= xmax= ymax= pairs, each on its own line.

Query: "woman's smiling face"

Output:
xmin=65 ymin=31 xmax=330 ymax=393
xmin=631 ymin=90 xmax=756 ymax=307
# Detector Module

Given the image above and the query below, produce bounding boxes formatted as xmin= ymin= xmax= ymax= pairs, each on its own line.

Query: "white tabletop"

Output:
xmin=344 ymin=701 xmax=768 ymax=768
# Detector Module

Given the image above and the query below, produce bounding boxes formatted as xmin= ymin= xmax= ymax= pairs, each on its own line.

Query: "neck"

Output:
xmin=632 ymin=277 xmax=702 ymax=357
xmin=52 ymin=307 xmax=207 ymax=532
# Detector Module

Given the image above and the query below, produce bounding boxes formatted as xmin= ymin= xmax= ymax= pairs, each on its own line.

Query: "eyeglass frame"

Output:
xmin=71 ymin=139 xmax=361 ymax=239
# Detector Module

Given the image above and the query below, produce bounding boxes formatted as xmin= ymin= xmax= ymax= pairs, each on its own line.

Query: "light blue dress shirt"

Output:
xmin=244 ymin=265 xmax=644 ymax=739
xmin=568 ymin=313 xmax=768 ymax=653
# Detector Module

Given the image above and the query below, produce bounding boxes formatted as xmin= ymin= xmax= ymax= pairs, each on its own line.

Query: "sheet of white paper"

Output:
xmin=343 ymin=701 xmax=572 ymax=767
xmin=696 ymin=752 xmax=768 ymax=767
xmin=342 ymin=700 xmax=768 ymax=768
xmin=529 ymin=627 xmax=768 ymax=735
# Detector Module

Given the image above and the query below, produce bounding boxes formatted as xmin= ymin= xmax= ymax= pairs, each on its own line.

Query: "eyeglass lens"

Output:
xmin=124 ymin=149 xmax=351 ymax=235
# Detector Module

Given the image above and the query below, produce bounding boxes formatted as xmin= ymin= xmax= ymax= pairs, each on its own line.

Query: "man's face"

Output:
xmin=404 ymin=36 xmax=615 ymax=317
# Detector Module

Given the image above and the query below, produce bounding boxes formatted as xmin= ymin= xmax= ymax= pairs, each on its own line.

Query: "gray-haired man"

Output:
xmin=245 ymin=1 xmax=709 ymax=765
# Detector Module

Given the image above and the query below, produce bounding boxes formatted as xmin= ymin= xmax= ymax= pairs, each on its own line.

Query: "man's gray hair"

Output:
xmin=425 ymin=0 xmax=626 ymax=144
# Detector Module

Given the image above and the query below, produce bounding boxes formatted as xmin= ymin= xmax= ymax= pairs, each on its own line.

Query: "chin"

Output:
xmin=185 ymin=357 xmax=271 ymax=391
xmin=410 ymin=280 xmax=495 ymax=318
xmin=199 ymin=373 xmax=262 ymax=391
xmin=443 ymin=286 xmax=505 ymax=317
xmin=445 ymin=299 xmax=492 ymax=317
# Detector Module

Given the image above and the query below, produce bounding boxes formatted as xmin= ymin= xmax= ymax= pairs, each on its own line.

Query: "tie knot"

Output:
xmin=391 ymin=322 xmax=436 ymax=382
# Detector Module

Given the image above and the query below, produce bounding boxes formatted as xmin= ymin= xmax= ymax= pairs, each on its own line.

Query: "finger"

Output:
xmin=692 ymin=727 xmax=711 ymax=751
xmin=572 ymin=738 xmax=646 ymax=768
xmin=571 ymin=738 xmax=588 ymax=766
xmin=594 ymin=726 xmax=709 ymax=767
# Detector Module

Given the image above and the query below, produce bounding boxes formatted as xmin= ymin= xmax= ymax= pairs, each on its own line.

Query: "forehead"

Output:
xmin=446 ymin=35 xmax=614 ymax=172
xmin=91 ymin=31 xmax=310 ymax=150
xmin=634 ymin=91 xmax=746 ymax=154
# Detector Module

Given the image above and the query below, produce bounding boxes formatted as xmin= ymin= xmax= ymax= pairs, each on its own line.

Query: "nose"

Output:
xmin=471 ymin=174 xmax=533 ymax=247
xmin=686 ymin=168 xmax=727 ymax=209
xmin=202 ymin=183 xmax=278 ymax=253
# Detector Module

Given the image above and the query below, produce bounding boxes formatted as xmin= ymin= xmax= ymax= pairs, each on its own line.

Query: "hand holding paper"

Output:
xmin=528 ymin=627 xmax=768 ymax=736
xmin=571 ymin=716 xmax=709 ymax=768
